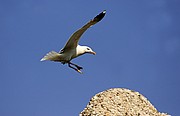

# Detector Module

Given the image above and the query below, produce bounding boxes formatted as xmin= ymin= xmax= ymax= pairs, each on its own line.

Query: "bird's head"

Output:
xmin=84 ymin=46 xmax=96 ymax=55
xmin=76 ymin=45 xmax=96 ymax=57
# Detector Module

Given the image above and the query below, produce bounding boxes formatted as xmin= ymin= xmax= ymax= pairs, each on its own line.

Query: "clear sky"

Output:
xmin=0 ymin=0 xmax=180 ymax=116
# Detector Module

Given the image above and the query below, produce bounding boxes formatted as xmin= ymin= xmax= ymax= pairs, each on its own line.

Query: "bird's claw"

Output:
xmin=77 ymin=66 xmax=83 ymax=70
xmin=68 ymin=62 xmax=83 ymax=74
xmin=77 ymin=69 xmax=83 ymax=74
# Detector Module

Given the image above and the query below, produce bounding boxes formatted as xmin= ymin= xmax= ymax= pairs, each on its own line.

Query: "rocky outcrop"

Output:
xmin=80 ymin=88 xmax=170 ymax=116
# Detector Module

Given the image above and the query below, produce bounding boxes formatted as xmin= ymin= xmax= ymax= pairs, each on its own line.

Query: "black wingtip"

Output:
xmin=93 ymin=10 xmax=106 ymax=22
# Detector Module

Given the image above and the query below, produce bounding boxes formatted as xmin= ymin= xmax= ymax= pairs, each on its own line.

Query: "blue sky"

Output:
xmin=1 ymin=0 xmax=180 ymax=115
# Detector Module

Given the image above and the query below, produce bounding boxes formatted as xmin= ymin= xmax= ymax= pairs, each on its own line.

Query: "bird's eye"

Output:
xmin=87 ymin=48 xmax=90 ymax=50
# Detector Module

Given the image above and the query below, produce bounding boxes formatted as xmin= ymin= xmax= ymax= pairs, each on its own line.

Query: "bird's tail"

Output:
xmin=40 ymin=51 xmax=61 ymax=62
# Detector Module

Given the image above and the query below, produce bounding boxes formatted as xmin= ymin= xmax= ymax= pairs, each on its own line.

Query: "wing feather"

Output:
xmin=61 ymin=10 xmax=106 ymax=53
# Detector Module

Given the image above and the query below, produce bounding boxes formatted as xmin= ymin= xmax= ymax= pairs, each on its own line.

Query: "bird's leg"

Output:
xmin=68 ymin=63 xmax=82 ymax=74
xmin=69 ymin=62 xmax=83 ymax=70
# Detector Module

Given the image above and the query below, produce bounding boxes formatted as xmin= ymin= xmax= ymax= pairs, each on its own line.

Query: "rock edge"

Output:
xmin=80 ymin=88 xmax=170 ymax=116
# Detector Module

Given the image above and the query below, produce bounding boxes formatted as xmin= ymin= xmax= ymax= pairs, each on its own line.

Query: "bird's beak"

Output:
xmin=89 ymin=51 xmax=96 ymax=55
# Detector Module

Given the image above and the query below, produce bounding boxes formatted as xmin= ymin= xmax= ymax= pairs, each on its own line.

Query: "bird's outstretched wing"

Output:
xmin=60 ymin=10 xmax=106 ymax=53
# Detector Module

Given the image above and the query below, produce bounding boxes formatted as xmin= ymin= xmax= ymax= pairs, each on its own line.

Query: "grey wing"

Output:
xmin=60 ymin=10 xmax=106 ymax=53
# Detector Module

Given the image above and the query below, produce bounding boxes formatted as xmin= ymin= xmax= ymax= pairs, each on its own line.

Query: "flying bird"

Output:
xmin=41 ymin=10 xmax=106 ymax=73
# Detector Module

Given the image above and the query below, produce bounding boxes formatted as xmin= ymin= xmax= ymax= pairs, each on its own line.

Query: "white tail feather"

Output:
xmin=40 ymin=51 xmax=61 ymax=61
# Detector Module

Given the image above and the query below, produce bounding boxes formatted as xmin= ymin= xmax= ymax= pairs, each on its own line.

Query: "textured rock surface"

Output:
xmin=80 ymin=88 xmax=170 ymax=116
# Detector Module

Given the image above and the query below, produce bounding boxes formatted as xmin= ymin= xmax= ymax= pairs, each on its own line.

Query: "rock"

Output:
xmin=80 ymin=88 xmax=170 ymax=116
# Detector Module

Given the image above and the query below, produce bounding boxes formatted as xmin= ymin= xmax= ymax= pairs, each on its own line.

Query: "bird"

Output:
xmin=40 ymin=10 xmax=106 ymax=73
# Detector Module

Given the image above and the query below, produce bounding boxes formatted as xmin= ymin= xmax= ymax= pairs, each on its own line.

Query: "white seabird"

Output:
xmin=41 ymin=10 xmax=106 ymax=73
